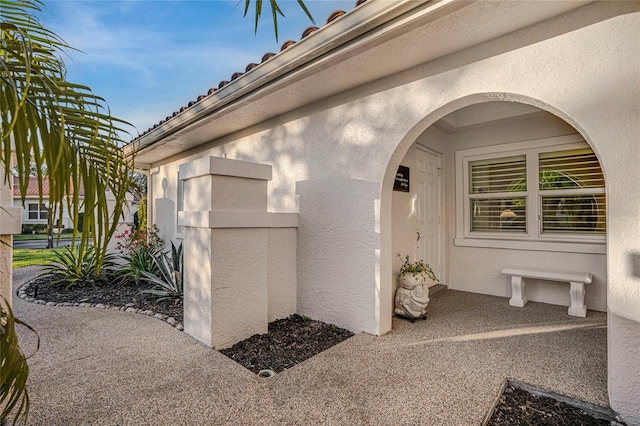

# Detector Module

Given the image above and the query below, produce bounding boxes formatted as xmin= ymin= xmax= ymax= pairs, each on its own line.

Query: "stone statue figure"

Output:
xmin=394 ymin=278 xmax=429 ymax=322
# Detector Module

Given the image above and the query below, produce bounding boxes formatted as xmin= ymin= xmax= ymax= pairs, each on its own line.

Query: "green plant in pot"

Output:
xmin=398 ymin=254 xmax=438 ymax=287
xmin=395 ymin=254 xmax=438 ymax=321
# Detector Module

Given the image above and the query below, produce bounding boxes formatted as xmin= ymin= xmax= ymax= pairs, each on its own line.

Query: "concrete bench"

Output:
xmin=501 ymin=267 xmax=592 ymax=317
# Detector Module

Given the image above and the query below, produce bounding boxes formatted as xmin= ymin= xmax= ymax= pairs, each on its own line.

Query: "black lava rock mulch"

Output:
xmin=22 ymin=275 xmax=183 ymax=322
xmin=487 ymin=384 xmax=623 ymax=426
xmin=220 ymin=314 xmax=354 ymax=374
xmin=21 ymin=276 xmax=353 ymax=375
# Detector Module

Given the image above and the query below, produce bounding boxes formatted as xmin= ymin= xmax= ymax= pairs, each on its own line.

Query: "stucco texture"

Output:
xmin=147 ymin=4 xmax=638 ymax=421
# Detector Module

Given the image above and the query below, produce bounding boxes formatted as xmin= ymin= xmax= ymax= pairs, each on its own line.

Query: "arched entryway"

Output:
xmin=379 ymin=94 xmax=608 ymax=333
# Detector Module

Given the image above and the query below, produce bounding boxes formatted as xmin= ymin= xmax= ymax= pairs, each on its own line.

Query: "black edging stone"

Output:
xmin=484 ymin=379 xmax=627 ymax=426
xmin=16 ymin=280 xmax=184 ymax=332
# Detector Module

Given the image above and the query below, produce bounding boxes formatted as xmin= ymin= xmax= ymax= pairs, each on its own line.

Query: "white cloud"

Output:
xmin=37 ymin=0 xmax=355 ymax=132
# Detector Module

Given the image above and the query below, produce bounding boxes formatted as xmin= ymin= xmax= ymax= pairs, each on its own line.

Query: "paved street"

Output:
xmin=13 ymin=238 xmax=73 ymax=249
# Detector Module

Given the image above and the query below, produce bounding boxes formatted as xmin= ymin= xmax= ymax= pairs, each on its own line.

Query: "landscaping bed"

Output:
xmin=20 ymin=274 xmax=617 ymax=424
xmin=486 ymin=382 xmax=624 ymax=426
xmin=20 ymin=275 xmax=354 ymax=375
xmin=220 ymin=314 xmax=354 ymax=374
xmin=22 ymin=275 xmax=183 ymax=322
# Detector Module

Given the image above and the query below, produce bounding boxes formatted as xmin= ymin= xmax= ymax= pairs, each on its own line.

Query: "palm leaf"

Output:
xmin=1 ymin=296 xmax=39 ymax=424
xmin=242 ymin=0 xmax=314 ymax=41
xmin=1 ymin=0 xmax=136 ymax=271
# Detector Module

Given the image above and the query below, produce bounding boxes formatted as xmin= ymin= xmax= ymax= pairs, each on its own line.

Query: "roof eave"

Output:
xmin=126 ymin=0 xmax=447 ymax=160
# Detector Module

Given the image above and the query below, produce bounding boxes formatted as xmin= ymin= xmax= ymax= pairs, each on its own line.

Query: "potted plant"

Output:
xmin=397 ymin=254 xmax=438 ymax=288
xmin=395 ymin=254 xmax=438 ymax=321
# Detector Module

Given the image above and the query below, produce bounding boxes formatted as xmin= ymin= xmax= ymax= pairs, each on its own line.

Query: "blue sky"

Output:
xmin=38 ymin=0 xmax=355 ymax=138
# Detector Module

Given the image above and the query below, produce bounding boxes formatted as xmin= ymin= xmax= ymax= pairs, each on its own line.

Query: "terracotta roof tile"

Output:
xmin=326 ymin=10 xmax=346 ymax=24
xmin=13 ymin=176 xmax=48 ymax=197
xmin=279 ymin=40 xmax=296 ymax=51
xmin=133 ymin=2 xmax=364 ymax=140
xmin=301 ymin=26 xmax=319 ymax=38
xmin=261 ymin=52 xmax=276 ymax=63
xmin=13 ymin=176 xmax=85 ymax=197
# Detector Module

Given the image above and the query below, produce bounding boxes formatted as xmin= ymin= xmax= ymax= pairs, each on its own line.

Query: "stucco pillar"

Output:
xmin=0 ymin=169 xmax=22 ymax=305
xmin=179 ymin=157 xmax=297 ymax=349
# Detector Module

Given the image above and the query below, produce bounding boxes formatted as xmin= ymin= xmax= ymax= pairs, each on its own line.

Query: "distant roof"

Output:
xmin=131 ymin=0 xmax=366 ymax=142
xmin=13 ymin=176 xmax=85 ymax=197
xmin=13 ymin=175 xmax=47 ymax=197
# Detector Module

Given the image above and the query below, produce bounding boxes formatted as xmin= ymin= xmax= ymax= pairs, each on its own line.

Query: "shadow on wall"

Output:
xmin=155 ymin=197 xmax=176 ymax=243
xmin=295 ymin=176 xmax=380 ymax=332
xmin=631 ymin=252 xmax=640 ymax=278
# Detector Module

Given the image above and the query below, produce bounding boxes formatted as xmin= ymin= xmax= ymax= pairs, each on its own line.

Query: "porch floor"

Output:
xmin=13 ymin=267 xmax=608 ymax=425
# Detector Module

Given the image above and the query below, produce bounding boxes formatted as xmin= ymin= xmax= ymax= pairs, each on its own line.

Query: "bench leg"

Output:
xmin=568 ymin=281 xmax=587 ymax=317
xmin=509 ymin=276 xmax=528 ymax=307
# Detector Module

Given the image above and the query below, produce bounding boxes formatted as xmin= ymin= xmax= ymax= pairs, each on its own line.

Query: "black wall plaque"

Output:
xmin=394 ymin=165 xmax=410 ymax=192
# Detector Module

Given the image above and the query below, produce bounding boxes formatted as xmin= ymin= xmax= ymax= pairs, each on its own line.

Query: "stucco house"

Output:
xmin=11 ymin=175 xmax=138 ymax=233
xmin=126 ymin=1 xmax=639 ymax=423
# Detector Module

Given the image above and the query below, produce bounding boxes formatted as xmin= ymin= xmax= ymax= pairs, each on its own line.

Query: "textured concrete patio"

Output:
xmin=12 ymin=266 xmax=608 ymax=425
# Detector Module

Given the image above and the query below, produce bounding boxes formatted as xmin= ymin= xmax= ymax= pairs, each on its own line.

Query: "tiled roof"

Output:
xmin=13 ymin=175 xmax=48 ymax=197
xmin=13 ymin=176 xmax=85 ymax=197
xmin=133 ymin=0 xmax=367 ymax=141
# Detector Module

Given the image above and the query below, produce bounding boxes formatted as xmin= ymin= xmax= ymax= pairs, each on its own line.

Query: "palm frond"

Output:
xmin=1 ymin=0 xmax=136 ymax=270
xmin=1 ymin=295 xmax=39 ymax=424
xmin=243 ymin=0 xmax=313 ymax=41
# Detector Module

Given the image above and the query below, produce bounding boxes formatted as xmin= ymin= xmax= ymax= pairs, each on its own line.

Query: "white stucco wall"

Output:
xmin=147 ymin=4 xmax=638 ymax=420
xmin=1 ymin=169 xmax=22 ymax=305
xmin=151 ymin=2 xmax=637 ymax=328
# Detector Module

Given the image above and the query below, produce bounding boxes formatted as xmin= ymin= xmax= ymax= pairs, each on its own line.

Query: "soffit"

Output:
xmin=134 ymin=0 xmax=591 ymax=166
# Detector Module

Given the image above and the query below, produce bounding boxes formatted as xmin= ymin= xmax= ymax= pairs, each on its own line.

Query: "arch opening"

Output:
xmin=380 ymin=94 xmax=609 ymax=335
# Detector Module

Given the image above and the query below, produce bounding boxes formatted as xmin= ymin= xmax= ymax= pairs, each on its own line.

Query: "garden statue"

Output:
xmin=395 ymin=252 xmax=438 ymax=322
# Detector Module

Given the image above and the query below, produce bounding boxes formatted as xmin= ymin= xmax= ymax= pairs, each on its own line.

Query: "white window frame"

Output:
xmin=26 ymin=202 xmax=48 ymax=221
xmin=455 ymin=134 xmax=606 ymax=254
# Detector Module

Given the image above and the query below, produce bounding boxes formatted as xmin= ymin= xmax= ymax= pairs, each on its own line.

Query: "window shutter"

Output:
xmin=541 ymin=194 xmax=606 ymax=234
xmin=471 ymin=197 xmax=526 ymax=233
xmin=539 ymin=149 xmax=604 ymax=190
xmin=539 ymin=148 xmax=605 ymax=235
xmin=469 ymin=155 xmax=526 ymax=194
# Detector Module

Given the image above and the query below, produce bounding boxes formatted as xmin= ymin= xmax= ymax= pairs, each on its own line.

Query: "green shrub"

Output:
xmin=60 ymin=227 xmax=74 ymax=234
xmin=113 ymin=225 xmax=164 ymax=285
xmin=43 ymin=246 xmax=117 ymax=288
xmin=116 ymin=246 xmax=159 ymax=285
xmin=137 ymin=197 xmax=147 ymax=231
xmin=21 ymin=224 xmax=47 ymax=234
xmin=141 ymin=242 xmax=183 ymax=302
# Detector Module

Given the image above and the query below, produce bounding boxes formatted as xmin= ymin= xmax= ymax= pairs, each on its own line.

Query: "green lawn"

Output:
xmin=13 ymin=248 xmax=63 ymax=268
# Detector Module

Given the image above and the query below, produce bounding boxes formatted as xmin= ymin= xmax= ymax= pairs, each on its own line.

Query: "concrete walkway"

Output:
xmin=12 ymin=266 xmax=608 ymax=425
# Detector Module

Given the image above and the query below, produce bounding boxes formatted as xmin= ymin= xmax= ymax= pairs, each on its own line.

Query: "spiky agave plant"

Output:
xmin=141 ymin=242 xmax=183 ymax=303
xmin=43 ymin=246 xmax=118 ymax=288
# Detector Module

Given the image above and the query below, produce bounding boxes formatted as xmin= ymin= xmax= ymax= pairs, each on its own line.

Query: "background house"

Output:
xmin=127 ymin=1 xmax=639 ymax=423
xmin=12 ymin=175 xmax=138 ymax=234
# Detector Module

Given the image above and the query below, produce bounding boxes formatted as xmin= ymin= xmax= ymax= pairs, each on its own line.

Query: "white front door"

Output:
xmin=416 ymin=147 xmax=443 ymax=286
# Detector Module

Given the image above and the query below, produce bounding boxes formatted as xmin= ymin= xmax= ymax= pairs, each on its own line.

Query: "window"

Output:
xmin=456 ymin=135 xmax=606 ymax=253
xmin=27 ymin=203 xmax=48 ymax=220
xmin=538 ymin=149 xmax=605 ymax=235
xmin=469 ymin=155 xmax=527 ymax=233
